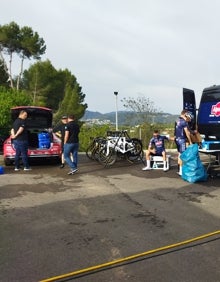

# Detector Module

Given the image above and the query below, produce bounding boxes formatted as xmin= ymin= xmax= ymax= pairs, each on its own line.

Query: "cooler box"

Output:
xmin=38 ymin=132 xmax=51 ymax=149
xmin=201 ymin=141 xmax=220 ymax=150
xmin=0 ymin=166 xmax=4 ymax=175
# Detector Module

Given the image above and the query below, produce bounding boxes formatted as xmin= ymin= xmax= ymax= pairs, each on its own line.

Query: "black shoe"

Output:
xmin=60 ymin=164 xmax=65 ymax=168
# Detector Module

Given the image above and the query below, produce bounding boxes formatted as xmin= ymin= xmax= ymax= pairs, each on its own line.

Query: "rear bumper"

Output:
xmin=4 ymin=154 xmax=61 ymax=159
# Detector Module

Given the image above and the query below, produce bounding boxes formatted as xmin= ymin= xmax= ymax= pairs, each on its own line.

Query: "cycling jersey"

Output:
xmin=149 ymin=135 xmax=168 ymax=154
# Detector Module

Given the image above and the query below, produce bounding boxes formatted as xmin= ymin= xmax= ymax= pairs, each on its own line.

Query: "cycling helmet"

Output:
xmin=185 ymin=112 xmax=193 ymax=120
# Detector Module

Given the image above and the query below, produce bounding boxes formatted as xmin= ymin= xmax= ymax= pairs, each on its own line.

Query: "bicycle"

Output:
xmin=86 ymin=136 xmax=107 ymax=161
xmin=98 ymin=130 xmax=144 ymax=167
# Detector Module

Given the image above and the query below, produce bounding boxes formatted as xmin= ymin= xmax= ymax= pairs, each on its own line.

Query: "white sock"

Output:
xmin=179 ymin=166 xmax=182 ymax=174
xmin=146 ymin=160 xmax=151 ymax=167
xmin=163 ymin=161 xmax=166 ymax=169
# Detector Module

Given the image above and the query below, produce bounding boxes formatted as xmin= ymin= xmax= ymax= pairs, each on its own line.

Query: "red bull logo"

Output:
xmin=211 ymin=102 xmax=220 ymax=117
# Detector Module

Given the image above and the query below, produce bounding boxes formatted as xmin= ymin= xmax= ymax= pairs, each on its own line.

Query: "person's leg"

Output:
xmin=142 ymin=150 xmax=152 ymax=170
xmin=14 ymin=140 xmax=21 ymax=170
xmin=60 ymin=144 xmax=65 ymax=168
xmin=71 ymin=143 xmax=79 ymax=169
xmin=20 ymin=141 xmax=30 ymax=169
xmin=64 ymin=143 xmax=75 ymax=170
xmin=175 ymin=140 xmax=181 ymax=174
xmin=178 ymin=140 xmax=186 ymax=175
xmin=162 ymin=151 xmax=168 ymax=171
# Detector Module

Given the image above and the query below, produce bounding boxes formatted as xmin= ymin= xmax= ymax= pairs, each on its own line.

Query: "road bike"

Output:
xmin=98 ymin=130 xmax=144 ymax=167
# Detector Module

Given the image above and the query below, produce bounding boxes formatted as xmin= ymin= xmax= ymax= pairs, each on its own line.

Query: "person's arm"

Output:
xmin=11 ymin=127 xmax=24 ymax=139
xmin=184 ymin=126 xmax=192 ymax=144
xmin=148 ymin=138 xmax=156 ymax=153
xmin=54 ymin=131 xmax=62 ymax=138
xmin=168 ymin=135 xmax=175 ymax=141
xmin=148 ymin=138 xmax=153 ymax=150
xmin=10 ymin=128 xmax=15 ymax=138
xmin=64 ymin=130 xmax=69 ymax=144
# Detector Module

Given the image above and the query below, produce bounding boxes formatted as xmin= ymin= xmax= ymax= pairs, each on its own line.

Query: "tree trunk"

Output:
xmin=16 ymin=56 xmax=24 ymax=90
xmin=9 ymin=52 xmax=14 ymax=88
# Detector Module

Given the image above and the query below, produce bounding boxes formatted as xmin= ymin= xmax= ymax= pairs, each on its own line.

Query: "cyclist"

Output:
xmin=142 ymin=129 xmax=173 ymax=172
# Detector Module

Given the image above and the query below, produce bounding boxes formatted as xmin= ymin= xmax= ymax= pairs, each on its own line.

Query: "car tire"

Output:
xmin=4 ymin=158 xmax=13 ymax=166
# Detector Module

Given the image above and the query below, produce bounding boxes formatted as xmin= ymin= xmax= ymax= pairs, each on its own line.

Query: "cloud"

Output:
xmin=2 ymin=0 xmax=220 ymax=114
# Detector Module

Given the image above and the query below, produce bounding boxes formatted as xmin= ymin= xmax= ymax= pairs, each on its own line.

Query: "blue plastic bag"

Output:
xmin=180 ymin=144 xmax=208 ymax=183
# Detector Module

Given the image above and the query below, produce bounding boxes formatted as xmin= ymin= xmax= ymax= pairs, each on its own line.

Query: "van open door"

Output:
xmin=183 ymin=88 xmax=196 ymax=130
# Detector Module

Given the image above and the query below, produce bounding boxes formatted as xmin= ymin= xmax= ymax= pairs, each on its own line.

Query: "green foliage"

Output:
xmin=22 ymin=61 xmax=87 ymax=120
xmin=0 ymin=21 xmax=46 ymax=89
xmin=55 ymin=83 xmax=87 ymax=123
xmin=0 ymin=22 xmax=20 ymax=53
xmin=22 ymin=60 xmax=64 ymax=109
xmin=79 ymin=124 xmax=110 ymax=152
xmin=0 ymin=60 xmax=9 ymax=87
xmin=0 ymin=21 xmax=87 ymax=131
xmin=79 ymin=123 xmax=176 ymax=152
xmin=0 ymin=87 xmax=31 ymax=127
xmin=19 ymin=26 xmax=46 ymax=60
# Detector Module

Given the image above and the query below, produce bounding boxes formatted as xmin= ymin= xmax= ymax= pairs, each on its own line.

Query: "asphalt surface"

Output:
xmin=0 ymin=153 xmax=219 ymax=282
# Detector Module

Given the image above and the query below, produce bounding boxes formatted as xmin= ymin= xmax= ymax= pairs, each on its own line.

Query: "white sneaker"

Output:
xmin=176 ymin=171 xmax=182 ymax=176
xmin=163 ymin=167 xmax=169 ymax=172
xmin=68 ymin=168 xmax=78 ymax=175
xmin=14 ymin=168 xmax=20 ymax=171
xmin=142 ymin=166 xmax=151 ymax=171
xmin=24 ymin=167 xmax=32 ymax=171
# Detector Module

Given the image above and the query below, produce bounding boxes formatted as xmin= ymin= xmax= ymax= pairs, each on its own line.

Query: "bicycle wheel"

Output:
xmin=126 ymin=138 xmax=144 ymax=163
xmin=86 ymin=142 xmax=95 ymax=160
xmin=98 ymin=147 xmax=117 ymax=166
xmin=126 ymin=149 xmax=144 ymax=163
xmin=86 ymin=137 xmax=106 ymax=161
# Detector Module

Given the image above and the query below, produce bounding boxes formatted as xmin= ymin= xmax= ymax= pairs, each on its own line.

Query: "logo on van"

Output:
xmin=211 ymin=102 xmax=220 ymax=117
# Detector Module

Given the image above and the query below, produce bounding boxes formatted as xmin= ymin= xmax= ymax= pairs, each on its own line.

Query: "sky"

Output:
xmin=2 ymin=0 xmax=220 ymax=114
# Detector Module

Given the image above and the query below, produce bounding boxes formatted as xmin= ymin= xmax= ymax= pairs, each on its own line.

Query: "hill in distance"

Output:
xmin=82 ymin=110 xmax=178 ymax=125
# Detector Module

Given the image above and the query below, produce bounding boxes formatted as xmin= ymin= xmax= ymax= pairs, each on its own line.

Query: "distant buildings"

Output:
xmin=82 ymin=118 xmax=112 ymax=126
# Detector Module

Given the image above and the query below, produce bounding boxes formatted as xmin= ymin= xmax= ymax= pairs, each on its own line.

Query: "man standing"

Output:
xmin=11 ymin=110 xmax=31 ymax=171
xmin=64 ymin=114 xmax=80 ymax=175
xmin=175 ymin=110 xmax=193 ymax=176
xmin=142 ymin=130 xmax=173 ymax=171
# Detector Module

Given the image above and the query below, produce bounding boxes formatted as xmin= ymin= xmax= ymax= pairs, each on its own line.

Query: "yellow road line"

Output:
xmin=40 ymin=230 xmax=220 ymax=282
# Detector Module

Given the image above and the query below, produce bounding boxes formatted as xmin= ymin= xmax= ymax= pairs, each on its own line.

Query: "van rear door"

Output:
xmin=183 ymin=88 xmax=196 ymax=130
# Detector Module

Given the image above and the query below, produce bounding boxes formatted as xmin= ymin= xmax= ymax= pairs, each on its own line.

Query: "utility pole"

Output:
xmin=114 ymin=91 xmax=118 ymax=131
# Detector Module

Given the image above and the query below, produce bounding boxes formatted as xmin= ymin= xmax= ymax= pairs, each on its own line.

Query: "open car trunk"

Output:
xmin=11 ymin=106 xmax=53 ymax=149
xmin=27 ymin=130 xmax=53 ymax=149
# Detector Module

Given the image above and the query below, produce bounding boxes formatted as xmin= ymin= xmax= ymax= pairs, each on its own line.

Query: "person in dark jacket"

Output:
xmin=11 ymin=110 xmax=31 ymax=171
xmin=63 ymin=114 xmax=80 ymax=175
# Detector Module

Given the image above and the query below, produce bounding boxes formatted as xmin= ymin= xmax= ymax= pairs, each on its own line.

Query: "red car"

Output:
xmin=3 ymin=106 xmax=62 ymax=165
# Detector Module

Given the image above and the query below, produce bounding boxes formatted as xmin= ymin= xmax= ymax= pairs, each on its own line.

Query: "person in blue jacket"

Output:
xmin=175 ymin=110 xmax=194 ymax=175
xmin=142 ymin=129 xmax=173 ymax=171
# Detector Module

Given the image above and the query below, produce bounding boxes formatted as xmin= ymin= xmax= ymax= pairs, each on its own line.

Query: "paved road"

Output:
xmin=0 ymin=154 xmax=219 ymax=282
